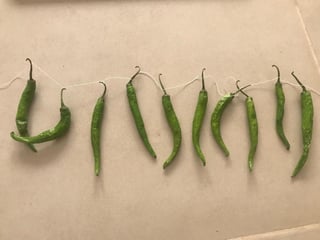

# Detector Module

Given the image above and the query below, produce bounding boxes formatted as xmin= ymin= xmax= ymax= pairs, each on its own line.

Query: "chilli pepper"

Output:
xmin=237 ymin=81 xmax=258 ymax=171
xmin=291 ymin=72 xmax=313 ymax=177
xmin=91 ymin=82 xmax=107 ymax=176
xmin=192 ymin=68 xmax=208 ymax=166
xmin=11 ymin=88 xmax=71 ymax=144
xmin=211 ymin=84 xmax=250 ymax=157
xmin=159 ymin=74 xmax=182 ymax=169
xmin=127 ymin=66 xmax=156 ymax=158
xmin=273 ymin=65 xmax=290 ymax=150
xmin=14 ymin=58 xmax=37 ymax=152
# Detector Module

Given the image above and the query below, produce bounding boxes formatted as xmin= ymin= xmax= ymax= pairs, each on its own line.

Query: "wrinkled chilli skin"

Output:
xmin=15 ymin=58 xmax=37 ymax=152
xmin=192 ymin=68 xmax=208 ymax=166
xmin=127 ymin=66 xmax=156 ymax=158
xmin=291 ymin=72 xmax=313 ymax=177
xmin=246 ymin=97 xmax=258 ymax=171
xmin=274 ymin=65 xmax=290 ymax=150
xmin=159 ymin=74 xmax=182 ymax=169
xmin=236 ymin=80 xmax=258 ymax=172
xmin=91 ymin=82 xmax=106 ymax=176
xmin=211 ymin=94 xmax=234 ymax=157
xmin=11 ymin=88 xmax=71 ymax=144
xmin=211 ymin=84 xmax=251 ymax=157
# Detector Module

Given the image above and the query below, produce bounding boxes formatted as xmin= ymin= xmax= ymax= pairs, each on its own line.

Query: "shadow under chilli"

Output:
xmin=12 ymin=133 xmax=72 ymax=168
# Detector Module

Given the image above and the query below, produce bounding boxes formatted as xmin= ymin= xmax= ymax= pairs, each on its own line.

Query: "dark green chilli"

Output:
xmin=14 ymin=58 xmax=37 ymax=152
xmin=273 ymin=65 xmax=290 ymax=150
xmin=91 ymin=82 xmax=106 ymax=176
xmin=159 ymin=74 xmax=182 ymax=169
xmin=127 ymin=66 xmax=156 ymax=158
xmin=237 ymin=81 xmax=258 ymax=171
xmin=291 ymin=72 xmax=313 ymax=178
xmin=211 ymin=84 xmax=250 ymax=157
xmin=11 ymin=88 xmax=71 ymax=144
xmin=192 ymin=68 xmax=208 ymax=166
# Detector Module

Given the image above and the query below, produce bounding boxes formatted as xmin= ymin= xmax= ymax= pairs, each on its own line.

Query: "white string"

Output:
xmin=0 ymin=76 xmax=23 ymax=89
xmin=139 ymin=72 xmax=200 ymax=92
xmin=250 ymin=78 xmax=277 ymax=87
xmin=205 ymin=74 xmax=224 ymax=97
xmin=282 ymin=81 xmax=320 ymax=96
xmin=308 ymin=87 xmax=320 ymax=96
xmin=33 ymin=62 xmax=64 ymax=88
xmin=0 ymin=67 xmax=28 ymax=89
xmin=102 ymin=76 xmax=130 ymax=82
xmin=64 ymin=77 xmax=130 ymax=90
xmin=3 ymin=61 xmax=320 ymax=97
xmin=227 ymin=76 xmax=275 ymax=89
xmin=64 ymin=81 xmax=100 ymax=89
xmin=139 ymin=72 xmax=201 ymax=93
xmin=226 ymin=75 xmax=320 ymax=97
xmin=227 ymin=76 xmax=257 ymax=98
xmin=140 ymin=71 xmax=161 ymax=90
xmin=0 ymin=62 xmax=224 ymax=96
xmin=226 ymin=75 xmax=239 ymax=94
xmin=167 ymin=76 xmax=199 ymax=91
xmin=282 ymin=81 xmax=300 ymax=89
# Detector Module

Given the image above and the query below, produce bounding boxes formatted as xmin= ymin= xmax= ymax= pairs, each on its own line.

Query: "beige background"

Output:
xmin=1 ymin=0 xmax=320 ymax=239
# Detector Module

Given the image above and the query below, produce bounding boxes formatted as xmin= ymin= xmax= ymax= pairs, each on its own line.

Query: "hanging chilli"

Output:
xmin=291 ymin=72 xmax=313 ymax=178
xmin=211 ymin=84 xmax=250 ymax=157
xmin=192 ymin=68 xmax=208 ymax=166
xmin=126 ymin=66 xmax=156 ymax=158
xmin=273 ymin=65 xmax=290 ymax=150
xmin=159 ymin=74 xmax=182 ymax=169
xmin=237 ymin=81 xmax=258 ymax=171
xmin=91 ymin=82 xmax=107 ymax=176
xmin=14 ymin=58 xmax=37 ymax=152
xmin=11 ymin=88 xmax=71 ymax=144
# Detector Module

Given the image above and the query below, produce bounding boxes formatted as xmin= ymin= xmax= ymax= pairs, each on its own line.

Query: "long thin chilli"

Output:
xmin=273 ymin=65 xmax=290 ymax=150
xmin=15 ymin=58 xmax=37 ymax=152
xmin=291 ymin=72 xmax=313 ymax=177
xmin=246 ymin=97 xmax=258 ymax=171
xmin=159 ymin=74 xmax=182 ymax=169
xmin=192 ymin=68 xmax=208 ymax=166
xmin=236 ymin=81 xmax=258 ymax=171
xmin=91 ymin=82 xmax=106 ymax=176
xmin=127 ymin=66 xmax=156 ymax=158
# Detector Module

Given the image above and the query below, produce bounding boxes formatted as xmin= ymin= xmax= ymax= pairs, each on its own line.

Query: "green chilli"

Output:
xmin=211 ymin=84 xmax=250 ymax=157
xmin=291 ymin=72 xmax=313 ymax=178
xmin=273 ymin=65 xmax=290 ymax=150
xmin=14 ymin=58 xmax=37 ymax=152
xmin=11 ymin=88 xmax=71 ymax=144
xmin=127 ymin=66 xmax=156 ymax=158
xmin=192 ymin=68 xmax=208 ymax=166
xmin=91 ymin=82 xmax=106 ymax=176
xmin=159 ymin=74 xmax=182 ymax=169
xmin=237 ymin=81 xmax=258 ymax=171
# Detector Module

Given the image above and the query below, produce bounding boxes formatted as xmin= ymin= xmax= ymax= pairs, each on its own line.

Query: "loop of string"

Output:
xmin=1 ymin=60 xmax=320 ymax=97
xmin=139 ymin=72 xmax=160 ymax=89
xmin=206 ymin=74 xmax=224 ymax=96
